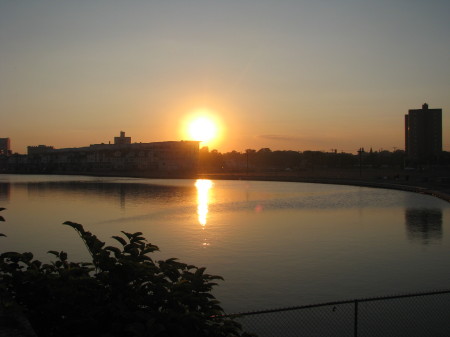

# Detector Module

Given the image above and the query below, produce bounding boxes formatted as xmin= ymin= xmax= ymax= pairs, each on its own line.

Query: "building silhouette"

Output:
xmin=0 ymin=138 xmax=11 ymax=155
xmin=405 ymin=103 xmax=442 ymax=164
xmin=28 ymin=145 xmax=54 ymax=155
xmin=114 ymin=131 xmax=131 ymax=145
xmin=8 ymin=132 xmax=199 ymax=176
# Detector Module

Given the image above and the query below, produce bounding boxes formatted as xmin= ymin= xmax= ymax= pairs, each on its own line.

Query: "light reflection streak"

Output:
xmin=195 ymin=179 xmax=213 ymax=227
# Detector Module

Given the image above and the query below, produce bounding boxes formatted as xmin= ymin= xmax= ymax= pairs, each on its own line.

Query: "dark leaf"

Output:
xmin=60 ymin=251 xmax=68 ymax=261
xmin=63 ymin=221 xmax=84 ymax=233
xmin=142 ymin=246 xmax=159 ymax=254
xmin=105 ymin=246 xmax=121 ymax=255
xmin=112 ymin=235 xmax=127 ymax=246
xmin=1 ymin=251 xmax=22 ymax=259
xmin=131 ymin=236 xmax=146 ymax=244
xmin=22 ymin=252 xmax=34 ymax=262
xmin=120 ymin=231 xmax=133 ymax=239
xmin=195 ymin=267 xmax=206 ymax=276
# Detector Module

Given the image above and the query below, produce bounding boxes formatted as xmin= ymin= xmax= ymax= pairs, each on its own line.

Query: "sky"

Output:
xmin=1 ymin=0 xmax=449 ymax=154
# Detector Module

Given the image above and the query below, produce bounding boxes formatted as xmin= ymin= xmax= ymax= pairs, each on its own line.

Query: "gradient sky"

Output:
xmin=1 ymin=0 xmax=449 ymax=154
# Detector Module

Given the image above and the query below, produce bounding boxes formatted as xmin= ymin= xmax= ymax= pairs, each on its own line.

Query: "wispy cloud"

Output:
xmin=256 ymin=134 xmax=353 ymax=151
xmin=258 ymin=134 xmax=303 ymax=142
xmin=258 ymin=134 xmax=345 ymax=142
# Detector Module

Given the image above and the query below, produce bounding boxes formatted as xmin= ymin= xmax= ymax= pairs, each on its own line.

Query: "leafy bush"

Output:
xmin=0 ymin=209 xmax=254 ymax=337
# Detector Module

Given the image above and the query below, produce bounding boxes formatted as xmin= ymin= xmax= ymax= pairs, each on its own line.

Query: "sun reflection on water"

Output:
xmin=195 ymin=179 xmax=213 ymax=227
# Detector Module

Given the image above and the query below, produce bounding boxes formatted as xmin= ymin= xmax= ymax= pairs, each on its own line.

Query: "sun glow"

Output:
xmin=188 ymin=116 xmax=217 ymax=142
xmin=182 ymin=109 xmax=223 ymax=147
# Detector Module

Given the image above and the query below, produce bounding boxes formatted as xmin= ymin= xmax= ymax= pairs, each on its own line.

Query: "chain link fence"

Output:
xmin=226 ymin=289 xmax=450 ymax=337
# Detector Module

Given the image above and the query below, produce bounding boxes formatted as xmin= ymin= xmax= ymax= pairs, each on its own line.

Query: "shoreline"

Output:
xmin=197 ymin=173 xmax=450 ymax=203
xmin=2 ymin=170 xmax=450 ymax=203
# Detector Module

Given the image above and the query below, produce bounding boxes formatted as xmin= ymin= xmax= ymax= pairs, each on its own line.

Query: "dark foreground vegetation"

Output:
xmin=0 ymin=209 xmax=254 ymax=337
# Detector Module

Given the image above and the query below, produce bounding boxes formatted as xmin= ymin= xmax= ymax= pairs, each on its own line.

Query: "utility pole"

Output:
xmin=357 ymin=148 xmax=364 ymax=178
xmin=246 ymin=151 xmax=249 ymax=175
xmin=245 ymin=149 xmax=250 ymax=176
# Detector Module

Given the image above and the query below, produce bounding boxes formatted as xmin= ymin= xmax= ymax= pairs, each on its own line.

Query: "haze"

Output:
xmin=1 ymin=0 xmax=449 ymax=154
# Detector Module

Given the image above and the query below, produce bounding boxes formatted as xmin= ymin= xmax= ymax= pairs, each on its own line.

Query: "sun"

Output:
xmin=181 ymin=109 xmax=224 ymax=147
xmin=187 ymin=116 xmax=218 ymax=143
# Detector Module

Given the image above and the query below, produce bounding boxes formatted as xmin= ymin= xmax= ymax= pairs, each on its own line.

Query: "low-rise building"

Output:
xmin=11 ymin=133 xmax=200 ymax=176
xmin=28 ymin=145 xmax=55 ymax=155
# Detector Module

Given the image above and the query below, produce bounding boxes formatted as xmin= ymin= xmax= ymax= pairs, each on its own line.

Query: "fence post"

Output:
xmin=354 ymin=300 xmax=358 ymax=337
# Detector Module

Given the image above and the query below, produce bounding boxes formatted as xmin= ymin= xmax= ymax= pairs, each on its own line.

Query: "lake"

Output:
xmin=1 ymin=174 xmax=449 ymax=314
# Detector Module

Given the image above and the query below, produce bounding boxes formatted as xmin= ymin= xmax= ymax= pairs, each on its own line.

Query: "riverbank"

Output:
xmin=2 ymin=167 xmax=450 ymax=203
xmin=197 ymin=168 xmax=450 ymax=203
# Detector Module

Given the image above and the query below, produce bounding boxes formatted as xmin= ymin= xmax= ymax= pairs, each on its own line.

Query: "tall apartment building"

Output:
xmin=0 ymin=138 xmax=11 ymax=155
xmin=405 ymin=103 xmax=442 ymax=164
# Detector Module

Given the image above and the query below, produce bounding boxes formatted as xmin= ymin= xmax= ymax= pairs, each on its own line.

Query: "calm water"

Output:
xmin=1 ymin=174 xmax=449 ymax=313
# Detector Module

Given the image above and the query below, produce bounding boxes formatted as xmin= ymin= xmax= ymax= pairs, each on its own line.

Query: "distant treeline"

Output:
xmin=198 ymin=148 xmax=450 ymax=173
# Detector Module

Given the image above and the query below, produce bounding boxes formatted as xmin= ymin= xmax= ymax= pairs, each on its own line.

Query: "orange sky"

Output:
xmin=1 ymin=1 xmax=449 ymax=154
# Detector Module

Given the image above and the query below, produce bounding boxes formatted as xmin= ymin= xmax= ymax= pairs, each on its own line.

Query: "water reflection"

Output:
xmin=0 ymin=183 xmax=10 ymax=201
xmin=3 ymin=175 xmax=450 ymax=313
xmin=195 ymin=179 xmax=213 ymax=227
xmin=19 ymin=181 xmax=194 ymax=208
xmin=405 ymin=208 xmax=443 ymax=245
